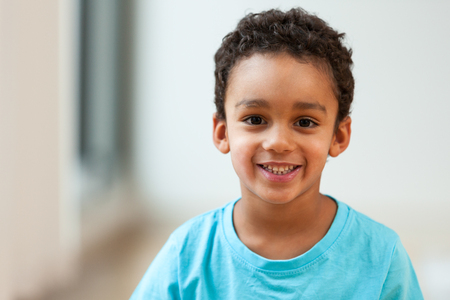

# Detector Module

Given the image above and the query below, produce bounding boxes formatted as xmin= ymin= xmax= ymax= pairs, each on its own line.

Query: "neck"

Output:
xmin=232 ymin=185 xmax=338 ymax=259
xmin=235 ymin=190 xmax=333 ymax=238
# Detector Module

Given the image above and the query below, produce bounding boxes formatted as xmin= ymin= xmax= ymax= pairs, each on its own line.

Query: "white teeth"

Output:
xmin=261 ymin=164 xmax=298 ymax=175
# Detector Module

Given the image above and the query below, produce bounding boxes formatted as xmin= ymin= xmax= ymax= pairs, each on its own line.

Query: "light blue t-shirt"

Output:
xmin=130 ymin=198 xmax=423 ymax=299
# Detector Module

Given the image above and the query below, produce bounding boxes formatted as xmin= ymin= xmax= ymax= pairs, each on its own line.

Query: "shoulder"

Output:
xmin=168 ymin=201 xmax=232 ymax=249
xmin=342 ymin=202 xmax=399 ymax=243
xmin=336 ymin=202 xmax=423 ymax=299
xmin=130 ymin=201 xmax=235 ymax=299
xmin=334 ymin=201 xmax=401 ymax=266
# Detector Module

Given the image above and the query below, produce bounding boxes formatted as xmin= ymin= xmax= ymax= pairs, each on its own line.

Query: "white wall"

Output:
xmin=134 ymin=0 xmax=450 ymax=217
xmin=133 ymin=1 xmax=450 ymax=297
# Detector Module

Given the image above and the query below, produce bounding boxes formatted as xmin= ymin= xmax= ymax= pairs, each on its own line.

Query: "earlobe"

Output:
xmin=213 ymin=113 xmax=230 ymax=154
xmin=329 ymin=117 xmax=352 ymax=157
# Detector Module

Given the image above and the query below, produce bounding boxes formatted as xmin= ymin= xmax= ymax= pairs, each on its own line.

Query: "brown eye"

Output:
xmin=245 ymin=116 xmax=264 ymax=125
xmin=250 ymin=116 xmax=262 ymax=124
xmin=296 ymin=118 xmax=316 ymax=128
xmin=299 ymin=119 xmax=311 ymax=127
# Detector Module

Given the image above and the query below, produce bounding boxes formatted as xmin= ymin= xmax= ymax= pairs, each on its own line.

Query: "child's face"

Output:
xmin=213 ymin=53 xmax=351 ymax=205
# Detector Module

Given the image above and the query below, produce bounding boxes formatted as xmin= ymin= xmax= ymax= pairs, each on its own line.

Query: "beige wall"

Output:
xmin=0 ymin=0 xmax=79 ymax=299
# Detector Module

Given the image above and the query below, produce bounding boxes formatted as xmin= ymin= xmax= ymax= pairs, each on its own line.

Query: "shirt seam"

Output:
xmin=174 ymin=234 xmax=183 ymax=300
xmin=377 ymin=237 xmax=399 ymax=299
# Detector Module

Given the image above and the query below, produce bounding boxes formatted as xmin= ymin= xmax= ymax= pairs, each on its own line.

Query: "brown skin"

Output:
xmin=213 ymin=53 xmax=351 ymax=260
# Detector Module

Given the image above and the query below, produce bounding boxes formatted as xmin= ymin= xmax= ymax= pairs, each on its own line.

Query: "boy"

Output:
xmin=131 ymin=8 xmax=423 ymax=299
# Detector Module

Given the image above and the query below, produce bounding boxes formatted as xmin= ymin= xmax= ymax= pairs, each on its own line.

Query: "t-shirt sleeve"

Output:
xmin=130 ymin=234 xmax=181 ymax=300
xmin=379 ymin=239 xmax=423 ymax=300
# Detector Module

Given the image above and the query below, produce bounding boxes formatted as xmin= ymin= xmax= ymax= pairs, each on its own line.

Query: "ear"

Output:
xmin=213 ymin=113 xmax=230 ymax=154
xmin=329 ymin=117 xmax=352 ymax=157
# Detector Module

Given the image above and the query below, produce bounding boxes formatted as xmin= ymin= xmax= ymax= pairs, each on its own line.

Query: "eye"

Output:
xmin=295 ymin=118 xmax=317 ymax=128
xmin=244 ymin=116 xmax=266 ymax=125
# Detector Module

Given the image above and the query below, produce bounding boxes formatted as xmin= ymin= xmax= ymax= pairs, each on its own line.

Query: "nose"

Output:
xmin=262 ymin=125 xmax=295 ymax=153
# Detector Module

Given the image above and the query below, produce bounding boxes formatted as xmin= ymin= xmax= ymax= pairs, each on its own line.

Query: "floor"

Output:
xmin=41 ymin=224 xmax=176 ymax=300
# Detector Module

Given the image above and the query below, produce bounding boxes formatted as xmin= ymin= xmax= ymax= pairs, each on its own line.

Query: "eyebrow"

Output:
xmin=293 ymin=101 xmax=327 ymax=114
xmin=235 ymin=99 xmax=270 ymax=109
xmin=235 ymin=99 xmax=327 ymax=114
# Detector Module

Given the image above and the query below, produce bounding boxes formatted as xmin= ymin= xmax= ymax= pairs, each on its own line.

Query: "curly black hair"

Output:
xmin=214 ymin=8 xmax=354 ymax=126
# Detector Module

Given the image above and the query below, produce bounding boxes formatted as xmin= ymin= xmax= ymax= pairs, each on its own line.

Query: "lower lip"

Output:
xmin=258 ymin=165 xmax=302 ymax=183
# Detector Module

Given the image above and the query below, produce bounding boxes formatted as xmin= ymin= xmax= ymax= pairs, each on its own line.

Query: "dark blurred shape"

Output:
xmin=79 ymin=0 xmax=135 ymax=203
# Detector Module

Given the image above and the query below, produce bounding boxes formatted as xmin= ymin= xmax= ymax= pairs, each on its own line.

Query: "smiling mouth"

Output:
xmin=258 ymin=164 xmax=300 ymax=175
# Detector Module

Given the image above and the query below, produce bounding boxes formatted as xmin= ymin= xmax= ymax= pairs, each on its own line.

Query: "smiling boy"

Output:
xmin=213 ymin=54 xmax=349 ymax=261
xmin=131 ymin=8 xmax=423 ymax=299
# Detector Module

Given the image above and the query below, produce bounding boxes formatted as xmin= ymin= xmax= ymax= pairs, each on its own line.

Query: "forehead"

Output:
xmin=225 ymin=53 xmax=338 ymax=115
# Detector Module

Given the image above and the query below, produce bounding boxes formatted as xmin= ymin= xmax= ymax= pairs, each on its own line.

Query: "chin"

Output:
xmin=239 ymin=179 xmax=316 ymax=206
xmin=263 ymin=198 xmax=294 ymax=205
xmin=256 ymin=189 xmax=302 ymax=205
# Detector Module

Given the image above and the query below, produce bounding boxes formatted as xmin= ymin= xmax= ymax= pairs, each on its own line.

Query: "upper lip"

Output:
xmin=257 ymin=161 xmax=300 ymax=166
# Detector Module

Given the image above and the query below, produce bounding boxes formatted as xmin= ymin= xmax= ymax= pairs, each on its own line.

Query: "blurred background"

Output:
xmin=1 ymin=0 xmax=449 ymax=299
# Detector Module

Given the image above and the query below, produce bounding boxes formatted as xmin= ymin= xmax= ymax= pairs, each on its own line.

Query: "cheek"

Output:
xmin=304 ymin=138 xmax=332 ymax=166
xmin=229 ymin=135 xmax=258 ymax=175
